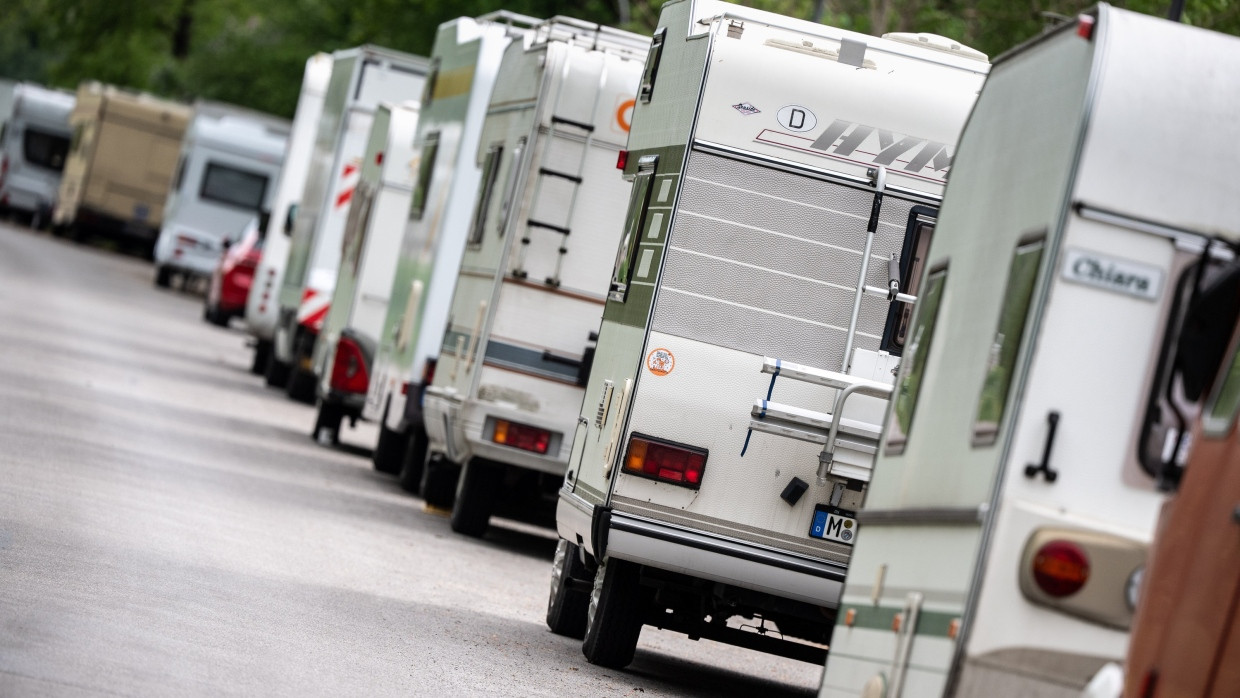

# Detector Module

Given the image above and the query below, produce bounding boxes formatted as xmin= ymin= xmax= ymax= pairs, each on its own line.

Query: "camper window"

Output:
xmin=200 ymin=162 xmax=269 ymax=212
xmin=881 ymin=208 xmax=938 ymax=355
xmin=420 ymin=58 xmax=441 ymax=108
xmin=23 ymin=128 xmax=70 ymax=172
xmin=1204 ymin=336 xmax=1240 ymax=438
xmin=886 ymin=264 xmax=948 ymax=455
xmin=972 ymin=235 xmax=1045 ymax=447
xmin=639 ymin=27 xmax=667 ymax=104
xmin=409 ymin=132 xmax=440 ymax=221
xmin=172 ymin=156 xmax=188 ymax=193
xmin=609 ymin=155 xmax=658 ymax=302
xmin=467 ymin=144 xmax=504 ymax=246
xmin=497 ymin=137 xmax=527 ymax=236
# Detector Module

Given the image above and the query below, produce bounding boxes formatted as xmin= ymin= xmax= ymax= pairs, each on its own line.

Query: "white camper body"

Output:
xmin=359 ymin=14 xmax=539 ymax=476
xmin=246 ymin=53 xmax=332 ymax=373
xmin=0 ymin=83 xmax=74 ymax=225
xmin=273 ymin=46 xmax=429 ymax=403
xmin=548 ymin=0 xmax=986 ymax=668
xmin=154 ymin=103 xmax=289 ymax=283
xmin=309 ymin=101 xmax=420 ymax=441
xmin=819 ymin=7 xmax=1240 ymax=697
xmin=417 ymin=18 xmax=650 ymax=535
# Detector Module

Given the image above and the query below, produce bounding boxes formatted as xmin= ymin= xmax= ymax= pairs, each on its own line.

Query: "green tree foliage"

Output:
xmin=1 ymin=0 xmax=1237 ymax=117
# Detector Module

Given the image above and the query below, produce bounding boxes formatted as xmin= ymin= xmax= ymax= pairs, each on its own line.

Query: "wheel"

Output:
xmin=286 ymin=366 xmax=316 ymax=404
xmin=547 ymin=539 xmax=590 ymax=639
xmin=419 ymin=453 xmax=459 ymax=509
xmin=450 ymin=458 xmax=501 ymax=536
xmin=582 ymin=558 xmax=646 ymax=669
xmin=155 ymin=265 xmax=173 ymax=288
xmin=264 ymin=352 xmax=291 ymax=388
xmin=313 ymin=401 xmax=343 ymax=445
xmin=396 ymin=428 xmax=429 ymax=491
xmin=251 ymin=340 xmax=272 ymax=376
xmin=373 ymin=415 xmax=410 ymax=475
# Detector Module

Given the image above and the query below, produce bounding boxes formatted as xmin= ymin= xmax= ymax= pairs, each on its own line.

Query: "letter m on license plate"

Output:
xmin=810 ymin=505 xmax=858 ymax=546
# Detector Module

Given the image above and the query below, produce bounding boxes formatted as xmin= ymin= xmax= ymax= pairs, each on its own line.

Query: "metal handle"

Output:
xmin=1024 ymin=411 xmax=1060 ymax=483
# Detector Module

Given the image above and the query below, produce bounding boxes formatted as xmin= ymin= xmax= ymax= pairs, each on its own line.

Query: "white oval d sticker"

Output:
xmin=777 ymin=105 xmax=817 ymax=133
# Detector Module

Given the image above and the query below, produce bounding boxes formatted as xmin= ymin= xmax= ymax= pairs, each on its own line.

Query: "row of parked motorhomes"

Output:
xmin=8 ymin=2 xmax=1239 ymax=696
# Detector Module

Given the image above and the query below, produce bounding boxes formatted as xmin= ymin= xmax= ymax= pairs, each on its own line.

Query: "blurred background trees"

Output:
xmin=1 ymin=0 xmax=1236 ymax=117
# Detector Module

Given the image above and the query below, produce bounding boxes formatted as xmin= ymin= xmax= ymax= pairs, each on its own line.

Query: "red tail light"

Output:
xmin=330 ymin=336 xmax=369 ymax=394
xmin=622 ymin=434 xmax=707 ymax=489
xmin=1077 ymin=14 xmax=1095 ymax=40
xmin=491 ymin=419 xmax=550 ymax=454
xmin=239 ymin=251 xmax=261 ymax=270
xmin=1032 ymin=540 xmax=1090 ymax=597
xmin=616 ymin=150 xmax=628 ymax=170
xmin=422 ymin=357 xmax=437 ymax=385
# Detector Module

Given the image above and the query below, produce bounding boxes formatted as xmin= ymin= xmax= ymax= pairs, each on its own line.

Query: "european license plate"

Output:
xmin=810 ymin=505 xmax=858 ymax=546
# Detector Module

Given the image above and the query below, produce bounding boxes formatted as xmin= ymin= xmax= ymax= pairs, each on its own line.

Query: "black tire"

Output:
xmin=547 ymin=539 xmax=590 ymax=639
xmin=264 ymin=352 xmax=291 ymax=388
xmin=155 ymin=265 xmax=173 ymax=288
xmin=286 ymin=367 xmax=316 ymax=404
xmin=250 ymin=340 xmax=272 ymax=376
xmin=420 ymin=453 xmax=459 ymax=509
xmin=582 ymin=558 xmax=646 ymax=669
xmin=313 ymin=401 xmax=343 ymax=445
xmin=396 ymin=428 xmax=429 ymax=491
xmin=450 ymin=458 xmax=501 ymax=537
xmin=373 ymin=419 xmax=409 ymax=475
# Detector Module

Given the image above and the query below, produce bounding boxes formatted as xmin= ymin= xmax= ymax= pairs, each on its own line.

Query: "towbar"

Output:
xmin=818 ymin=380 xmax=893 ymax=484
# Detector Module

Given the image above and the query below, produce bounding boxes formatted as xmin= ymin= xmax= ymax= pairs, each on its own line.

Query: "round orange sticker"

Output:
xmin=646 ymin=347 xmax=675 ymax=376
xmin=616 ymin=98 xmax=635 ymax=133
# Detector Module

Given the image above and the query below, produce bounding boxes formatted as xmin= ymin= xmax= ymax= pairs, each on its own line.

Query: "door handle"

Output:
xmin=1024 ymin=411 xmax=1060 ymax=483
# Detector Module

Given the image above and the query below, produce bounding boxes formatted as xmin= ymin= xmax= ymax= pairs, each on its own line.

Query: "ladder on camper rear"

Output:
xmin=511 ymin=32 xmax=610 ymax=288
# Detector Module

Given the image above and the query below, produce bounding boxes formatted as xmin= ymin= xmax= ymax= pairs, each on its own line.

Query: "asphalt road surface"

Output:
xmin=0 ymin=222 xmax=822 ymax=697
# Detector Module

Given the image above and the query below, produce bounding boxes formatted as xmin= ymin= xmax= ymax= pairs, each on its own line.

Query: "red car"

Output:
xmin=204 ymin=217 xmax=262 ymax=326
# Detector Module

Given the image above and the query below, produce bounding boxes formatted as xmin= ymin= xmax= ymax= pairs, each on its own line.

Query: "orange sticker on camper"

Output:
xmin=646 ymin=348 xmax=675 ymax=376
xmin=616 ymin=98 xmax=635 ymax=133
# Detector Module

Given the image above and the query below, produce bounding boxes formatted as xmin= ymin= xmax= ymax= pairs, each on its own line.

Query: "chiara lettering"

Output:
xmin=1062 ymin=248 xmax=1163 ymax=301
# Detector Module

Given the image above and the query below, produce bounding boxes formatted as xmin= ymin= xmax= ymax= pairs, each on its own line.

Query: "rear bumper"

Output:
xmin=564 ymin=493 xmax=847 ymax=608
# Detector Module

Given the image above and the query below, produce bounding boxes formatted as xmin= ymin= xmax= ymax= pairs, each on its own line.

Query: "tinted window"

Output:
xmin=24 ymin=128 xmax=71 ymax=172
xmin=200 ymin=162 xmax=269 ymax=211
xmin=467 ymin=144 xmax=503 ymax=246
xmin=881 ymin=209 xmax=936 ymax=355
xmin=609 ymin=155 xmax=658 ymax=302
xmin=973 ymin=237 xmax=1045 ymax=446
xmin=409 ymin=132 xmax=439 ymax=221
xmin=886 ymin=265 xmax=948 ymax=455
xmin=1205 ymin=339 xmax=1240 ymax=437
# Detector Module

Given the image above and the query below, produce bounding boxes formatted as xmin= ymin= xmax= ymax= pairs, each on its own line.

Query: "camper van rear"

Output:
xmin=53 ymin=83 xmax=191 ymax=252
xmin=549 ymin=0 xmax=986 ymax=668
xmin=818 ymin=6 xmax=1240 ymax=697
xmin=349 ymin=14 xmax=537 ymax=476
xmin=416 ymin=17 xmax=650 ymax=534
xmin=0 ymin=83 xmax=75 ymax=226
xmin=154 ymin=104 xmax=290 ymax=288
xmin=247 ymin=53 xmax=333 ymax=377
xmin=271 ymin=46 xmax=429 ymax=404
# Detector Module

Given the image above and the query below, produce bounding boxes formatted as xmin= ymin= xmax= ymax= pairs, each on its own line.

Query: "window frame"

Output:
xmin=466 ymin=143 xmax=504 ymax=247
xmin=971 ymin=232 xmax=1047 ymax=447
xmin=22 ymin=127 xmax=71 ymax=172
xmin=608 ymin=155 xmax=659 ymax=303
xmin=884 ymin=262 xmax=949 ymax=456
xmin=198 ymin=161 xmax=269 ymax=212
xmin=880 ymin=205 xmax=939 ymax=356
xmin=496 ymin=137 xmax=527 ymax=237
xmin=408 ymin=131 xmax=440 ymax=221
xmin=639 ymin=27 xmax=667 ymax=104
xmin=1203 ymin=330 xmax=1240 ymax=439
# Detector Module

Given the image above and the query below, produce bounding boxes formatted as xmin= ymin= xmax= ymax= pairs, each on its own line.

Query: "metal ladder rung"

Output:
xmin=550 ymin=115 xmax=595 ymax=132
xmin=539 ymin=167 xmax=584 ymax=184
xmin=527 ymin=220 xmax=571 ymax=235
xmin=751 ymin=400 xmax=883 ymax=440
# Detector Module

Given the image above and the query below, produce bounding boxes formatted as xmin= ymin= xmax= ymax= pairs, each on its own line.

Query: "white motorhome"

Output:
xmin=353 ymin=14 xmax=538 ymax=476
xmin=417 ymin=18 xmax=650 ymax=536
xmin=272 ymin=46 xmax=430 ymax=403
xmin=0 ymin=83 xmax=75 ymax=227
xmin=310 ymin=101 xmax=420 ymax=443
xmin=154 ymin=103 xmax=290 ymax=287
xmin=246 ymin=53 xmax=332 ymax=376
xmin=818 ymin=6 xmax=1240 ymax=697
xmin=547 ymin=0 xmax=987 ymax=668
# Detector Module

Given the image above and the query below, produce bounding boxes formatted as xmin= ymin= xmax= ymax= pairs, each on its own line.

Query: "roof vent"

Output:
xmin=882 ymin=32 xmax=988 ymax=62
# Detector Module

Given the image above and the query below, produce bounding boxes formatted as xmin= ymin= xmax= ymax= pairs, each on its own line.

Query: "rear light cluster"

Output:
xmin=622 ymin=434 xmax=707 ymax=489
xmin=491 ymin=419 xmax=551 ymax=454
xmin=1032 ymin=540 xmax=1090 ymax=597
xmin=330 ymin=336 xmax=369 ymax=394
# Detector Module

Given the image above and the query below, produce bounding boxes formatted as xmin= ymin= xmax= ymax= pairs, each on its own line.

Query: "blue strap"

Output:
xmin=765 ymin=359 xmax=781 ymax=401
xmin=740 ymin=428 xmax=754 ymax=457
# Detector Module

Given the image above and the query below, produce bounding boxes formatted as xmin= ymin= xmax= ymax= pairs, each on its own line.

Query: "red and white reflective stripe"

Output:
xmin=334 ymin=160 xmax=361 ymax=210
xmin=297 ymin=288 xmax=331 ymax=328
